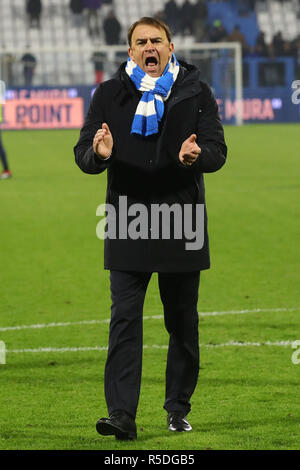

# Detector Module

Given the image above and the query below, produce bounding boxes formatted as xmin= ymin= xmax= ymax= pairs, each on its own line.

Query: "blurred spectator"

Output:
xmin=236 ymin=0 xmax=252 ymax=16
xmin=281 ymin=41 xmax=293 ymax=57
xmin=193 ymin=0 xmax=208 ymax=42
xmin=208 ymin=19 xmax=227 ymax=42
xmin=21 ymin=51 xmax=37 ymax=86
xmin=258 ymin=0 xmax=268 ymax=11
xmin=83 ymin=0 xmax=103 ymax=38
xmin=26 ymin=0 xmax=42 ymax=29
xmin=291 ymin=35 xmax=300 ymax=78
xmin=0 ymin=130 xmax=12 ymax=180
xmin=255 ymin=31 xmax=268 ymax=57
xmin=272 ymin=32 xmax=285 ymax=57
xmin=227 ymin=25 xmax=249 ymax=55
xmin=180 ymin=0 xmax=195 ymax=35
xmin=0 ymin=51 xmax=15 ymax=87
xmin=266 ymin=43 xmax=276 ymax=59
xmin=103 ymin=10 xmax=121 ymax=45
xmin=91 ymin=51 xmax=105 ymax=83
xmin=69 ymin=0 xmax=84 ymax=28
xmin=0 ymin=80 xmax=11 ymax=179
xmin=164 ymin=0 xmax=180 ymax=35
xmin=154 ymin=10 xmax=167 ymax=23
xmin=0 ymin=83 xmax=12 ymax=179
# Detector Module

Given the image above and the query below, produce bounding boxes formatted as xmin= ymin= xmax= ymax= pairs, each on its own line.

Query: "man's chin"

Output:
xmin=144 ymin=65 xmax=161 ymax=77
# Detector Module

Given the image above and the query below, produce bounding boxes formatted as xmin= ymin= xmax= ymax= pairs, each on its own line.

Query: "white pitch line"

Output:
xmin=0 ymin=319 xmax=110 ymax=332
xmin=198 ymin=307 xmax=300 ymax=317
xmin=5 ymin=340 xmax=295 ymax=354
xmin=6 ymin=346 xmax=108 ymax=353
xmin=203 ymin=340 xmax=295 ymax=348
xmin=0 ymin=307 xmax=299 ymax=333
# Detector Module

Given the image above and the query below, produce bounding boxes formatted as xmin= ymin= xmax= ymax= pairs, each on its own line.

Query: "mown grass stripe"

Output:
xmin=1 ymin=307 xmax=299 ymax=332
xmin=5 ymin=340 xmax=295 ymax=354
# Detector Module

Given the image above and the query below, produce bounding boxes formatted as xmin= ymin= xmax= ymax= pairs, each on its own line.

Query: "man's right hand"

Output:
xmin=93 ymin=123 xmax=113 ymax=159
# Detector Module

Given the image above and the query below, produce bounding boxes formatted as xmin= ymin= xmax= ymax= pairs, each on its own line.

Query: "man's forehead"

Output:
xmin=132 ymin=24 xmax=167 ymax=41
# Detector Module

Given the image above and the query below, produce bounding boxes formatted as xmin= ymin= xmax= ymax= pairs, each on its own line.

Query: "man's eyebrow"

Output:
xmin=135 ymin=37 xmax=163 ymax=42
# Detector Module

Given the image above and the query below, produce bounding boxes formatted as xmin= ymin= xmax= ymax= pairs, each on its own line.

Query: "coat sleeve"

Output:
xmin=192 ymin=82 xmax=227 ymax=173
xmin=74 ymin=85 xmax=112 ymax=174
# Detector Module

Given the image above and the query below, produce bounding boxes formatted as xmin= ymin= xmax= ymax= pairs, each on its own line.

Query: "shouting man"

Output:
xmin=74 ymin=17 xmax=227 ymax=440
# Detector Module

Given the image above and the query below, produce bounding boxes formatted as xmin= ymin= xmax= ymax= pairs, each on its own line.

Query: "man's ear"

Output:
xmin=169 ymin=42 xmax=175 ymax=57
xmin=128 ymin=47 xmax=133 ymax=60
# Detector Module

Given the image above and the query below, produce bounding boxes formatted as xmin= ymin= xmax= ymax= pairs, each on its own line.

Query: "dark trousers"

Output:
xmin=105 ymin=270 xmax=200 ymax=419
xmin=0 ymin=130 xmax=9 ymax=171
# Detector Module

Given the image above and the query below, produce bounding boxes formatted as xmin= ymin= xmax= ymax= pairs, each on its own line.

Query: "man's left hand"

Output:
xmin=179 ymin=134 xmax=201 ymax=166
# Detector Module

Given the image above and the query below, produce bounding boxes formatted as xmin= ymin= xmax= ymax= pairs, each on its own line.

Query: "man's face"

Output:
xmin=128 ymin=24 xmax=174 ymax=77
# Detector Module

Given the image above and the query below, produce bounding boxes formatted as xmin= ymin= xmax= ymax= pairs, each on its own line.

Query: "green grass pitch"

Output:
xmin=0 ymin=124 xmax=299 ymax=450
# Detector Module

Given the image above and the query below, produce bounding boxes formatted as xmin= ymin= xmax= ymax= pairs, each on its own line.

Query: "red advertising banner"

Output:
xmin=1 ymin=89 xmax=84 ymax=130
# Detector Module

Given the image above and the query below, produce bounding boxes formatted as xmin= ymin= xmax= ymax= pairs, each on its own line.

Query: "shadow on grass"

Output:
xmin=200 ymin=376 xmax=299 ymax=387
xmin=194 ymin=415 xmax=300 ymax=433
xmin=0 ymin=416 xmax=300 ymax=451
xmin=2 ymin=356 xmax=103 ymax=370
xmin=0 ymin=428 xmax=197 ymax=450
xmin=1 ymin=368 xmax=298 ymax=388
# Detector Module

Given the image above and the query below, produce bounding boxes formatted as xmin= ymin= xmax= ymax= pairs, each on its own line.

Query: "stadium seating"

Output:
xmin=256 ymin=0 xmax=299 ymax=43
xmin=207 ymin=1 xmax=259 ymax=47
xmin=0 ymin=0 xmax=299 ymax=87
xmin=0 ymin=0 xmax=166 ymax=85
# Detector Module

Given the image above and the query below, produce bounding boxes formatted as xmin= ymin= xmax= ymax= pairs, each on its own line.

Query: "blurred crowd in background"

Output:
xmin=158 ymin=1 xmax=300 ymax=59
xmin=24 ymin=0 xmax=300 ymax=58
xmin=1 ymin=0 xmax=299 ymax=85
xmin=72 ymin=0 xmax=300 ymax=81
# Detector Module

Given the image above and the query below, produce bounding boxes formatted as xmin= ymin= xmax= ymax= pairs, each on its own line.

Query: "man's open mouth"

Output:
xmin=145 ymin=57 xmax=158 ymax=67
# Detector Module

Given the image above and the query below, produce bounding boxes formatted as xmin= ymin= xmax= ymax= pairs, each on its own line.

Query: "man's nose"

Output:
xmin=145 ymin=40 xmax=155 ymax=50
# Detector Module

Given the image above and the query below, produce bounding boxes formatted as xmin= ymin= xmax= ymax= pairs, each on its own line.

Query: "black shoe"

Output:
xmin=96 ymin=410 xmax=137 ymax=440
xmin=167 ymin=411 xmax=192 ymax=432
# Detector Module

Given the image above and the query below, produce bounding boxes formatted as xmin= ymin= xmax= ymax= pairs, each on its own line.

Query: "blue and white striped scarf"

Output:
xmin=125 ymin=53 xmax=180 ymax=137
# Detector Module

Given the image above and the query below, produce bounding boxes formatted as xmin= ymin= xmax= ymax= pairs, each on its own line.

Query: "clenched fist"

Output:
xmin=179 ymin=134 xmax=201 ymax=166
